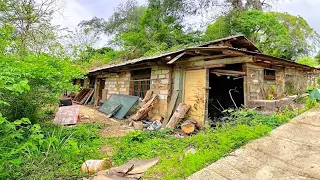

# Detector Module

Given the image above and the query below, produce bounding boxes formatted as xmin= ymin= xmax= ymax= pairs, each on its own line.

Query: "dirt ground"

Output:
xmin=78 ymin=105 xmax=133 ymax=138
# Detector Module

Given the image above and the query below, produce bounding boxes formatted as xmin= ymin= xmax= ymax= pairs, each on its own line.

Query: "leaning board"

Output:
xmin=99 ymin=94 xmax=139 ymax=120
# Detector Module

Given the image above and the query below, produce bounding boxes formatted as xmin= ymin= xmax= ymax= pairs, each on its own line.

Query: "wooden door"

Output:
xmin=184 ymin=69 xmax=206 ymax=127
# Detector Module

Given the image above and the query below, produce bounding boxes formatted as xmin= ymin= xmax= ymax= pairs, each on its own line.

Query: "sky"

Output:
xmin=52 ymin=0 xmax=320 ymax=45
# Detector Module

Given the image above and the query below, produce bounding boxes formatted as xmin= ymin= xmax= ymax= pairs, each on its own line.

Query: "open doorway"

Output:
xmin=208 ymin=64 xmax=244 ymax=124
xmin=98 ymin=78 xmax=106 ymax=100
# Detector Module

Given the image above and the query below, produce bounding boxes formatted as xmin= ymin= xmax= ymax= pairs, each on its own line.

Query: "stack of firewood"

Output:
xmin=130 ymin=90 xmax=158 ymax=129
xmin=129 ymin=90 xmax=199 ymax=134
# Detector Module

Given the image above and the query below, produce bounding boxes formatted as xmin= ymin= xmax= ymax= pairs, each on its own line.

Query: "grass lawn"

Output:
xmin=106 ymin=108 xmax=305 ymax=180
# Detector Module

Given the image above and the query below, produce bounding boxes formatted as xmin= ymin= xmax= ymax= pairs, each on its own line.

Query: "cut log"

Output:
xmin=151 ymin=114 xmax=163 ymax=122
xmin=131 ymin=95 xmax=158 ymax=121
xmin=165 ymin=103 xmax=191 ymax=129
xmin=133 ymin=121 xmax=143 ymax=130
xmin=181 ymin=120 xmax=198 ymax=134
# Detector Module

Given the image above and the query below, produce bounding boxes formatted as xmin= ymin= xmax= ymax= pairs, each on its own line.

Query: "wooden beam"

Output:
xmin=167 ymin=52 xmax=186 ymax=64
xmin=186 ymin=54 xmax=229 ymax=61
xmin=185 ymin=64 xmax=225 ymax=70
xmin=210 ymin=69 xmax=246 ymax=76
xmin=222 ymin=49 xmax=247 ymax=56
xmin=195 ymin=50 xmax=211 ymax=56
xmin=193 ymin=56 xmax=253 ymax=66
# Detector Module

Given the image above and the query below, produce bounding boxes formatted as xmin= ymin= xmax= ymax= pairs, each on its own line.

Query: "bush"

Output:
xmin=0 ymin=55 xmax=84 ymax=123
xmin=0 ymin=120 xmax=105 ymax=179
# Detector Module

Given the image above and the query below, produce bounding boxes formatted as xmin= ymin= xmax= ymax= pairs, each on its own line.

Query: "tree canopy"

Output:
xmin=204 ymin=10 xmax=320 ymax=60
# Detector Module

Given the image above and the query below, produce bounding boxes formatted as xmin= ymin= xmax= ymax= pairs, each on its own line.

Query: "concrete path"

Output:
xmin=187 ymin=109 xmax=320 ymax=180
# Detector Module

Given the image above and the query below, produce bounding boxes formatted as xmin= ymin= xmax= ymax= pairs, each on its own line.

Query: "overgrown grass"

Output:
xmin=0 ymin=118 xmax=106 ymax=179
xmin=107 ymin=107 xmax=306 ymax=180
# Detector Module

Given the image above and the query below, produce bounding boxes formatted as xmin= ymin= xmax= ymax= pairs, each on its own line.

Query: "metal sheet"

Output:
xmin=99 ymin=94 xmax=139 ymax=120
xmin=53 ymin=105 xmax=80 ymax=125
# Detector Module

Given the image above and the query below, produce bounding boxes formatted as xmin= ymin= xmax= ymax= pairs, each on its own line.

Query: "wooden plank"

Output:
xmin=193 ymin=56 xmax=253 ymax=66
xmin=195 ymin=50 xmax=211 ymax=56
xmin=185 ymin=64 xmax=225 ymax=70
xmin=222 ymin=49 xmax=247 ymax=56
xmin=185 ymin=54 xmax=228 ymax=62
xmin=183 ymin=69 xmax=206 ymax=128
xmin=167 ymin=52 xmax=185 ymax=64
xmin=162 ymin=91 xmax=179 ymax=127
xmin=210 ymin=69 xmax=246 ymax=76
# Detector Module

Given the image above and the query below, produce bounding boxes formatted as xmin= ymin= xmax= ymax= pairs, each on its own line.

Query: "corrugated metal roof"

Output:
xmin=89 ymin=35 xmax=249 ymax=73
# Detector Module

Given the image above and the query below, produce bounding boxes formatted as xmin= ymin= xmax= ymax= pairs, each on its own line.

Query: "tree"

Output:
xmin=297 ymin=57 xmax=319 ymax=67
xmin=0 ymin=0 xmax=66 ymax=56
xmin=80 ymin=0 xmax=201 ymax=59
xmin=314 ymin=50 xmax=320 ymax=64
xmin=204 ymin=10 xmax=320 ymax=60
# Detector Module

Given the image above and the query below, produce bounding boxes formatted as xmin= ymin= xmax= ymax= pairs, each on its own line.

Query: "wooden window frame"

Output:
xmin=130 ymin=69 xmax=151 ymax=98
xmin=264 ymin=69 xmax=276 ymax=81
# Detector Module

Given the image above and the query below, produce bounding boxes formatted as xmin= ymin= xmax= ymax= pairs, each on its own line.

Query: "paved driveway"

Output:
xmin=187 ymin=109 xmax=320 ymax=180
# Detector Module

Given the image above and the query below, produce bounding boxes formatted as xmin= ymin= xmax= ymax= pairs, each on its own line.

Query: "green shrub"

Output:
xmin=0 ymin=120 xmax=106 ymax=179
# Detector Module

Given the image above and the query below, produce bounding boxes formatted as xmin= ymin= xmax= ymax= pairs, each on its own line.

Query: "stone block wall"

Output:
xmin=150 ymin=65 xmax=172 ymax=117
xmin=95 ymin=64 xmax=172 ymax=119
xmin=98 ymin=71 xmax=131 ymax=99
xmin=246 ymin=64 xmax=265 ymax=101
xmin=285 ymin=68 xmax=318 ymax=95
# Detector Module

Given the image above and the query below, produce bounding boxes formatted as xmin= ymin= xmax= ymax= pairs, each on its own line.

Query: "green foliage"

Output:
xmin=108 ymin=108 xmax=302 ymax=179
xmin=0 ymin=119 xmax=105 ymax=179
xmin=80 ymin=0 xmax=201 ymax=60
xmin=205 ymin=10 xmax=320 ymax=60
xmin=0 ymin=53 xmax=84 ymax=122
xmin=297 ymin=56 xmax=319 ymax=67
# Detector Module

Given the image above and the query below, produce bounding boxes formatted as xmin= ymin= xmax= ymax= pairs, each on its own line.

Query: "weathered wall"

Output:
xmin=95 ymin=64 xmax=172 ymax=118
xmin=275 ymin=67 xmax=285 ymax=99
xmin=246 ymin=63 xmax=319 ymax=101
xmin=98 ymin=71 xmax=131 ymax=98
xmin=149 ymin=64 xmax=172 ymax=117
xmin=285 ymin=68 xmax=318 ymax=95
xmin=246 ymin=64 xmax=265 ymax=101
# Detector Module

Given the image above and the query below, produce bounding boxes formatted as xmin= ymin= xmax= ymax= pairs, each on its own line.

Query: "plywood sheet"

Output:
xmin=184 ymin=69 xmax=206 ymax=127
xmin=53 ymin=105 xmax=80 ymax=125
xmin=99 ymin=94 xmax=139 ymax=120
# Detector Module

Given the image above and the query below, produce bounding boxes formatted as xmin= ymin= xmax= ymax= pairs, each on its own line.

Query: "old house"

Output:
xmin=88 ymin=35 xmax=319 ymax=127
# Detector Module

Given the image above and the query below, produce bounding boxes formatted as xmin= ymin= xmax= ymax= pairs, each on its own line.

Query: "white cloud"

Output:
xmin=52 ymin=0 xmax=94 ymax=31
xmin=274 ymin=0 xmax=320 ymax=33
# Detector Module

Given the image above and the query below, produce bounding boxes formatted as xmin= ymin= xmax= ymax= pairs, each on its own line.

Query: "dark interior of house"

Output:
xmin=208 ymin=64 xmax=244 ymax=125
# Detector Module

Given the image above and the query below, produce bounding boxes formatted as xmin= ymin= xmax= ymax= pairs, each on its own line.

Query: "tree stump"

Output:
xmin=181 ymin=120 xmax=198 ymax=134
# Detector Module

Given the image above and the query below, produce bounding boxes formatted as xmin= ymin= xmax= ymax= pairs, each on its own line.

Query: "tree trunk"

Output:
xmin=166 ymin=103 xmax=191 ymax=129
xmin=181 ymin=120 xmax=198 ymax=134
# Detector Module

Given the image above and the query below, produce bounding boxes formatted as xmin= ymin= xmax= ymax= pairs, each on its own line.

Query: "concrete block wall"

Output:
xmin=96 ymin=64 xmax=172 ymax=119
xmin=150 ymin=65 xmax=172 ymax=117
xmin=102 ymin=71 xmax=131 ymax=98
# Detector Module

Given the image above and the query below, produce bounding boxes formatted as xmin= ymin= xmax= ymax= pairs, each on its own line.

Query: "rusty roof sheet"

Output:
xmin=53 ymin=105 xmax=80 ymax=125
xmin=89 ymin=35 xmax=251 ymax=73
